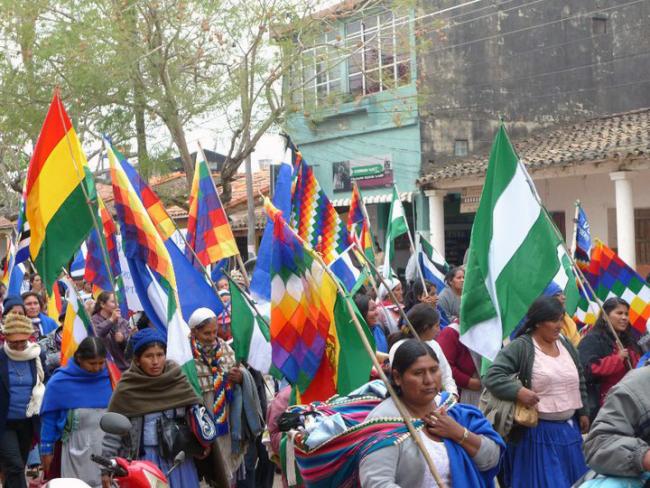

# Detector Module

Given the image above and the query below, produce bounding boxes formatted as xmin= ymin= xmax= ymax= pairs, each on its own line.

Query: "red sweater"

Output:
xmin=436 ymin=325 xmax=477 ymax=389
xmin=589 ymin=346 xmax=640 ymax=405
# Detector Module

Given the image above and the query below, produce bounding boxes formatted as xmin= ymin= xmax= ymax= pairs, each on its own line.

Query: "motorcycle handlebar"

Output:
xmin=91 ymin=454 xmax=113 ymax=468
xmin=91 ymin=454 xmax=128 ymax=477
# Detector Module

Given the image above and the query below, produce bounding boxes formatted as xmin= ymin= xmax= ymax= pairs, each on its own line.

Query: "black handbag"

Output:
xmin=156 ymin=410 xmax=204 ymax=459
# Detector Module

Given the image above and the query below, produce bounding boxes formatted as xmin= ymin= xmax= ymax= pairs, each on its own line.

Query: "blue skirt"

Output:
xmin=142 ymin=446 xmax=200 ymax=488
xmin=503 ymin=418 xmax=588 ymax=488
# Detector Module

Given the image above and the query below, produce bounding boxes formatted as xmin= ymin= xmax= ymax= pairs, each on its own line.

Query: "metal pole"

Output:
xmin=245 ymin=129 xmax=257 ymax=260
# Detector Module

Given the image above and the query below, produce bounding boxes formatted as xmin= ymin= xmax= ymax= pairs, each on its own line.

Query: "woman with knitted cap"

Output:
xmin=101 ymin=328 xmax=204 ymax=488
xmin=188 ymin=306 xmax=244 ymax=486
xmin=0 ymin=313 xmax=47 ymax=488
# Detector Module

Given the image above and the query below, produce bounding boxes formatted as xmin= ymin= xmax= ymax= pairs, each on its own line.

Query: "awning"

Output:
xmin=331 ymin=191 xmax=413 ymax=208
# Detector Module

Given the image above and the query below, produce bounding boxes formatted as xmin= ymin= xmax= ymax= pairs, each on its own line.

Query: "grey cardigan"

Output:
xmin=358 ymin=397 xmax=500 ymax=488
xmin=583 ymin=367 xmax=650 ymax=477
xmin=483 ymin=334 xmax=589 ymax=418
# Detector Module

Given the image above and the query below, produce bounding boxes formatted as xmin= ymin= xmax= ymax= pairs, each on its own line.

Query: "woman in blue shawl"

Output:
xmin=359 ymin=339 xmax=504 ymax=487
xmin=40 ymin=337 xmax=112 ymax=487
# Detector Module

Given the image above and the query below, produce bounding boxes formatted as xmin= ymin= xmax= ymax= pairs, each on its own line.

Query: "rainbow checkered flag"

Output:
xmin=290 ymin=146 xmax=349 ymax=264
xmin=575 ymin=241 xmax=650 ymax=333
xmin=186 ymin=147 xmax=238 ymax=268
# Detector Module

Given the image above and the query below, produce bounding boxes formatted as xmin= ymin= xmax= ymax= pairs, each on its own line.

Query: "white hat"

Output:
xmin=188 ymin=307 xmax=217 ymax=329
xmin=388 ymin=339 xmax=407 ymax=366
xmin=378 ymin=278 xmax=401 ymax=301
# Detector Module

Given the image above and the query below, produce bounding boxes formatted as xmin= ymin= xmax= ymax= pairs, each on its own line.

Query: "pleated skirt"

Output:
xmin=503 ymin=418 xmax=588 ymax=488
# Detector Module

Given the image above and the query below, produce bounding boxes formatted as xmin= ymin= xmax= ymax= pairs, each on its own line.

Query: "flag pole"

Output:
xmin=352 ymin=241 xmax=422 ymax=342
xmin=529 ymin=191 xmax=631 ymax=364
xmin=570 ymin=200 xmax=580 ymax=258
xmin=274 ymin=208 xmax=445 ymax=487
xmin=222 ymin=269 xmax=270 ymax=331
xmin=196 ymin=141 xmax=252 ymax=288
xmin=353 ymin=181 xmax=380 ymax=258
xmin=394 ymin=185 xmax=429 ymax=296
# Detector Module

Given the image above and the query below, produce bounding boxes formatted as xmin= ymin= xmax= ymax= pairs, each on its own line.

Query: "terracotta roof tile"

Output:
xmin=0 ymin=216 xmax=13 ymax=229
xmin=419 ymin=108 xmax=650 ymax=186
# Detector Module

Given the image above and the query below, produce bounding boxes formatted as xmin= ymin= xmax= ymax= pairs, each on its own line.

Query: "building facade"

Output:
xmin=285 ymin=4 xmax=428 ymax=271
xmin=418 ymin=0 xmax=650 ymax=267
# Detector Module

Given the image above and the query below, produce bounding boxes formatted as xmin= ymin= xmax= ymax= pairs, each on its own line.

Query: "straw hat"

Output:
xmin=2 ymin=313 xmax=34 ymax=340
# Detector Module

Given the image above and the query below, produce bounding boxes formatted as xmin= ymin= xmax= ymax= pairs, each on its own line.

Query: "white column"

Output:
xmin=424 ymin=189 xmax=446 ymax=257
xmin=610 ymin=171 xmax=636 ymax=269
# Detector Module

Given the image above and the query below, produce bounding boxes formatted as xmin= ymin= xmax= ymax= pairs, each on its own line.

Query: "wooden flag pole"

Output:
xmin=391 ymin=184 xmax=429 ymax=296
xmin=304 ymin=234 xmax=446 ymax=488
xmin=537 ymin=202 xmax=631 ymax=366
xmin=352 ymin=241 xmax=422 ymax=342
xmin=222 ymin=269 xmax=270 ymax=331
xmin=519 ymin=168 xmax=628 ymax=358
xmin=196 ymin=141 xmax=252 ymax=289
xmin=271 ymin=205 xmax=445 ymax=487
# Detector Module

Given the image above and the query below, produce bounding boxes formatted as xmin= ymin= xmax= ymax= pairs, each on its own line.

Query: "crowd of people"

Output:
xmin=1 ymin=266 xmax=650 ymax=488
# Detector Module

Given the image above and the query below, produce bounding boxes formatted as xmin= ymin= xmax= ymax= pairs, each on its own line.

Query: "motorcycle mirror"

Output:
xmin=173 ymin=451 xmax=186 ymax=465
xmin=99 ymin=412 xmax=132 ymax=436
xmin=167 ymin=451 xmax=186 ymax=477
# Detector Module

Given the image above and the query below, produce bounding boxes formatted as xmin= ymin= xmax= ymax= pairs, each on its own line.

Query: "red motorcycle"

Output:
xmin=45 ymin=412 xmax=185 ymax=488
xmin=90 ymin=451 xmax=184 ymax=488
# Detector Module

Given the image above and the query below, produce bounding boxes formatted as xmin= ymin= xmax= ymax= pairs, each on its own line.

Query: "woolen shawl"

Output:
xmin=108 ymin=360 xmax=201 ymax=417
xmin=40 ymin=359 xmax=112 ymax=414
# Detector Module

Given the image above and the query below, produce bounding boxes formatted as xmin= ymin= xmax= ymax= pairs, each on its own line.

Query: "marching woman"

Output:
xmin=102 ymin=328 xmax=204 ymax=488
xmin=0 ymin=313 xmax=47 ymax=488
xmin=437 ymin=267 xmax=464 ymax=322
xmin=92 ymin=291 xmax=132 ymax=371
xmin=355 ymin=294 xmax=389 ymax=354
xmin=376 ymin=277 xmax=404 ymax=335
xmin=359 ymin=339 xmax=503 ymax=487
xmin=40 ymin=337 xmax=112 ymax=486
xmin=388 ymin=303 xmax=458 ymax=398
xmin=188 ymin=307 xmax=248 ymax=486
xmin=404 ymin=279 xmax=450 ymax=327
xmin=483 ymin=296 xmax=590 ymax=487
xmin=437 ymin=320 xmax=482 ymax=407
xmin=578 ymin=297 xmax=641 ymax=421
xmin=22 ymin=291 xmax=58 ymax=339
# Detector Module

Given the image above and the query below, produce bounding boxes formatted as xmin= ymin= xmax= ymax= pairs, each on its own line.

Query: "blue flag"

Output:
xmin=250 ymin=159 xmax=293 ymax=302
xmin=574 ymin=204 xmax=591 ymax=265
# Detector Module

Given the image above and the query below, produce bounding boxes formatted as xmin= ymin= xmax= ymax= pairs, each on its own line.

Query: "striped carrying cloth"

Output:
xmin=281 ymin=381 xmax=455 ymax=488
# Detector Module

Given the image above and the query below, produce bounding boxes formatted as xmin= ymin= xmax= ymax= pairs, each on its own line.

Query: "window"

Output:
xmin=345 ymin=11 xmax=411 ymax=97
xmin=454 ymin=139 xmax=469 ymax=157
xmin=592 ymin=16 xmax=607 ymax=34
xmin=290 ymin=30 xmax=341 ymax=107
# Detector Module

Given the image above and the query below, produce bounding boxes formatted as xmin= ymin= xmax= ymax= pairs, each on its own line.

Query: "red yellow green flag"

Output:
xmin=25 ymin=92 xmax=97 ymax=293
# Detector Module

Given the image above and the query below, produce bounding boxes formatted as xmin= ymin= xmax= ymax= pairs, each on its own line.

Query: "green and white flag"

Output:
xmin=229 ymin=277 xmax=272 ymax=373
xmin=382 ymin=187 xmax=409 ymax=278
xmin=460 ymin=125 xmax=568 ymax=360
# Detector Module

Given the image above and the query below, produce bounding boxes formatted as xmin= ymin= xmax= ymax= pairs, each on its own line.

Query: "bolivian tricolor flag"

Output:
xmin=25 ymin=92 xmax=97 ymax=293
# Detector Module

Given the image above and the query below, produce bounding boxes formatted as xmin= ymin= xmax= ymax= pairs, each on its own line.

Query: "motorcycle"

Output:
xmin=44 ymin=412 xmax=185 ymax=488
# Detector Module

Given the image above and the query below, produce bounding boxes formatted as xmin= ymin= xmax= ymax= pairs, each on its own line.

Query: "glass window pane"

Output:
xmin=380 ymin=27 xmax=394 ymax=67
xmin=364 ymin=34 xmax=379 ymax=71
xmin=348 ymin=49 xmax=362 ymax=75
xmin=346 ymin=20 xmax=361 ymax=37
xmin=397 ymin=61 xmax=410 ymax=85
xmin=317 ymin=83 xmax=328 ymax=103
xmin=382 ymin=66 xmax=395 ymax=91
xmin=349 ymin=73 xmax=363 ymax=96
xmin=365 ymin=69 xmax=380 ymax=94
xmin=329 ymin=78 xmax=340 ymax=95
xmin=363 ymin=15 xmax=377 ymax=31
